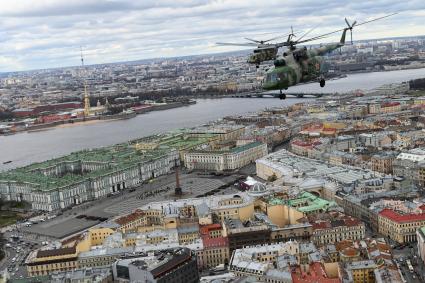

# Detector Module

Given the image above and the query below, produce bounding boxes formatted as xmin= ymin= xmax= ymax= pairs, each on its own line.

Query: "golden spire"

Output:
xmin=81 ymin=46 xmax=90 ymax=117
xmin=84 ymin=84 xmax=90 ymax=117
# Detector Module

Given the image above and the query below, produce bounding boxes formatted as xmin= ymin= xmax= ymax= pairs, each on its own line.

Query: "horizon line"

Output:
xmin=1 ymin=33 xmax=424 ymax=75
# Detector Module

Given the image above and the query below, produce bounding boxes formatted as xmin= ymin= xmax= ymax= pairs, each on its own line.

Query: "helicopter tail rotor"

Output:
xmin=343 ymin=13 xmax=398 ymax=45
xmin=344 ymin=18 xmax=357 ymax=44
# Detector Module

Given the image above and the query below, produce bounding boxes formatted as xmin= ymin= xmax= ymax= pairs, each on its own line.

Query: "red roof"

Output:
xmin=292 ymin=140 xmax=313 ymax=147
xmin=201 ymin=236 xmax=228 ymax=248
xmin=344 ymin=218 xmax=362 ymax=227
xmin=292 ymin=262 xmax=341 ymax=283
xmin=379 ymin=208 xmax=425 ymax=223
xmin=381 ymin=102 xmax=400 ymax=108
xmin=312 ymin=221 xmax=331 ymax=230
xmin=115 ymin=210 xmax=145 ymax=226
xmin=200 ymin=223 xmax=222 ymax=235
xmin=200 ymin=224 xmax=228 ymax=248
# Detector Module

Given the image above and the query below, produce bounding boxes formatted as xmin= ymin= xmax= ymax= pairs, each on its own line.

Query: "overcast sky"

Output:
xmin=0 ymin=0 xmax=424 ymax=72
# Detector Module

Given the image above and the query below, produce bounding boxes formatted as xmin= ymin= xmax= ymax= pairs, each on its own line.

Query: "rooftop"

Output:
xmin=257 ymin=149 xmax=377 ymax=185
xmin=115 ymin=247 xmax=193 ymax=279
xmin=0 ymin=132 xmax=219 ymax=191
xmin=115 ymin=210 xmax=145 ymax=226
xmin=291 ymin=262 xmax=341 ymax=283
xmin=139 ymin=192 xmax=254 ymax=215
xmin=286 ymin=192 xmax=338 ymax=213
xmin=379 ymin=208 xmax=425 ymax=223
xmin=0 ymin=142 xmax=177 ymax=191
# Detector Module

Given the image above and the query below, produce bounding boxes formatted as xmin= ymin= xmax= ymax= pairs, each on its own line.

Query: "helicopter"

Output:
xmin=217 ymin=29 xmax=299 ymax=67
xmin=264 ymin=13 xmax=398 ymax=99
xmin=219 ymin=13 xmax=397 ymax=99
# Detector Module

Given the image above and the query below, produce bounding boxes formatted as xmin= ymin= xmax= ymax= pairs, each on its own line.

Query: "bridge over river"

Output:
xmin=228 ymin=92 xmax=333 ymax=98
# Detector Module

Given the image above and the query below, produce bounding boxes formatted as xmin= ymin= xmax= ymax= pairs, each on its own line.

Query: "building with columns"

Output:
xmin=378 ymin=208 xmax=425 ymax=243
xmin=0 ymin=144 xmax=179 ymax=211
xmin=184 ymin=141 xmax=267 ymax=172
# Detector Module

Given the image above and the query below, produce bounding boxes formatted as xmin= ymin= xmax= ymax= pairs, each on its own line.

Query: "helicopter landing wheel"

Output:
xmin=320 ymin=79 xmax=325 ymax=87
xmin=279 ymin=91 xmax=286 ymax=100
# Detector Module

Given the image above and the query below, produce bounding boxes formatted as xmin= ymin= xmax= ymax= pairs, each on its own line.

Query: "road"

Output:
xmin=0 ymin=236 xmax=36 ymax=279
xmin=392 ymin=244 xmax=424 ymax=283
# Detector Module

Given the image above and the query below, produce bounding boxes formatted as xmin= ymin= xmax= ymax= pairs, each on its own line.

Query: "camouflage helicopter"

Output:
xmin=217 ymin=28 xmax=299 ymax=67
xmin=263 ymin=13 xmax=397 ymax=99
xmin=219 ymin=13 xmax=396 ymax=99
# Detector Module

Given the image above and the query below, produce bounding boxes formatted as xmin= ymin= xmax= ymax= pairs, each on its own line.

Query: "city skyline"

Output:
xmin=1 ymin=0 xmax=425 ymax=72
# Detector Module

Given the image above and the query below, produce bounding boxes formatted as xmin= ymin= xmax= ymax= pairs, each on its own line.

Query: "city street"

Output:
xmin=392 ymin=244 xmax=424 ymax=283
xmin=0 ymin=236 xmax=36 ymax=279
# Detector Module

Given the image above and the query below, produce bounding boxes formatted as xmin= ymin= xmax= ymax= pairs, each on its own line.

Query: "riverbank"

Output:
xmin=0 ymin=98 xmax=307 ymax=171
xmin=1 ymin=101 xmax=194 ymax=136
xmin=25 ymin=111 xmax=137 ymax=133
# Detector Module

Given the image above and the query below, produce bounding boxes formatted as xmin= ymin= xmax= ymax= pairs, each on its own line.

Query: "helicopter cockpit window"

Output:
xmin=267 ymin=73 xmax=278 ymax=83
xmin=278 ymin=72 xmax=287 ymax=80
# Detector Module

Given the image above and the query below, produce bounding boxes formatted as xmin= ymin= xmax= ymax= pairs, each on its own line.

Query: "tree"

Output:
xmin=267 ymin=173 xmax=277 ymax=182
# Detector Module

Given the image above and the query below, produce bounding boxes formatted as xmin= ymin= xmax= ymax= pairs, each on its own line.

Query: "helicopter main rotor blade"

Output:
xmin=296 ymin=25 xmax=319 ymax=42
xmin=295 ymin=34 xmax=332 ymax=45
xmin=244 ymin=32 xmax=302 ymax=45
xmin=354 ymin=12 xmax=398 ymax=27
xmin=244 ymin=37 xmax=262 ymax=43
xmin=294 ymin=12 xmax=397 ymax=45
xmin=216 ymin=42 xmax=258 ymax=47
xmin=262 ymin=35 xmax=285 ymax=43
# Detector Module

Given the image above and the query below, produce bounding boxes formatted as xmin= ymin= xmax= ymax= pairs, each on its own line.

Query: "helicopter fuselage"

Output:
xmin=262 ymin=53 xmax=324 ymax=91
xmin=247 ymin=48 xmax=278 ymax=66
xmin=262 ymin=34 xmax=345 ymax=92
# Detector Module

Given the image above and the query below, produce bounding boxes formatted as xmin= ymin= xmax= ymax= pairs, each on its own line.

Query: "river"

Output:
xmin=0 ymin=98 xmax=309 ymax=170
xmin=286 ymin=68 xmax=425 ymax=93
xmin=1 ymin=68 xmax=425 ymax=171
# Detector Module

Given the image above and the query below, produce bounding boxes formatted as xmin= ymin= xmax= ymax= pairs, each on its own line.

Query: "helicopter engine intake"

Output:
xmin=274 ymin=59 xmax=286 ymax=67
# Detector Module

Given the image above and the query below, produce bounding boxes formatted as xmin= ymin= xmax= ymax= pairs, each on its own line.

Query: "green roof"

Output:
xmin=0 ymin=133 xmax=217 ymax=192
xmin=230 ymin=141 xmax=264 ymax=153
xmin=266 ymin=191 xmax=336 ymax=213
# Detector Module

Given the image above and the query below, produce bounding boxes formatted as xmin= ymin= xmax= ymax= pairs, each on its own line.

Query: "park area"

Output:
xmin=0 ymin=210 xmax=22 ymax=228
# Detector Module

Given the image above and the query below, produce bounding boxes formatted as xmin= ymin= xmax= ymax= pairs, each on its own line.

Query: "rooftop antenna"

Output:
xmin=80 ymin=46 xmax=84 ymax=67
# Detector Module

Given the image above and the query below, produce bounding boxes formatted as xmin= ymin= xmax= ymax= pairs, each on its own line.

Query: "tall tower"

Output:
xmin=83 ymin=84 xmax=90 ymax=117
xmin=81 ymin=47 xmax=90 ymax=117
xmin=174 ymin=159 xmax=182 ymax=196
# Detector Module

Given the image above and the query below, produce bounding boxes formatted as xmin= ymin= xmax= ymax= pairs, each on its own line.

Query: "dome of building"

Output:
xmin=248 ymin=182 xmax=267 ymax=197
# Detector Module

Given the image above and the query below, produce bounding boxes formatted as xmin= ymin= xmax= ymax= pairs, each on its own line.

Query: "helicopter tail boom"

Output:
xmin=339 ymin=28 xmax=349 ymax=45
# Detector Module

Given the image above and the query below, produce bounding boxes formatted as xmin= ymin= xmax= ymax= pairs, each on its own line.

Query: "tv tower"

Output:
xmin=80 ymin=46 xmax=90 ymax=117
xmin=80 ymin=46 xmax=84 ymax=67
